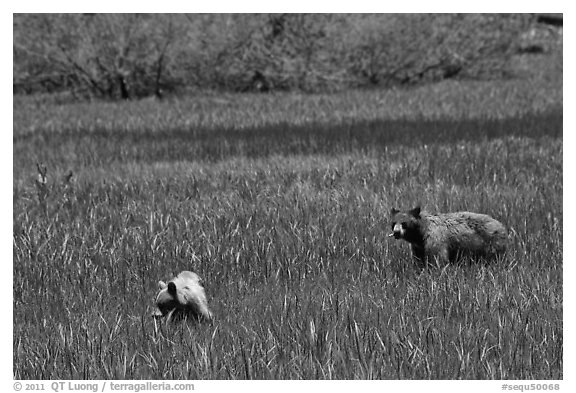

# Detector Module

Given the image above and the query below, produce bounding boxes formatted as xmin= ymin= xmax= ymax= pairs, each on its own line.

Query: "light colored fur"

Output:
xmin=418 ymin=211 xmax=507 ymax=264
xmin=153 ymin=270 xmax=213 ymax=322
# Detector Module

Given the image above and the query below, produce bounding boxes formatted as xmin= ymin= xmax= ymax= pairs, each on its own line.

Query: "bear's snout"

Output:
xmin=390 ymin=223 xmax=405 ymax=239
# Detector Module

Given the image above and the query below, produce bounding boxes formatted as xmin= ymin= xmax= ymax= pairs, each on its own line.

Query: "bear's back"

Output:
xmin=423 ymin=211 xmax=507 ymax=255
xmin=172 ymin=271 xmax=210 ymax=309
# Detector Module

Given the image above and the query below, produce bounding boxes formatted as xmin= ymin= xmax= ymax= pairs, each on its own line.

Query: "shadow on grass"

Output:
xmin=14 ymin=109 xmax=562 ymax=165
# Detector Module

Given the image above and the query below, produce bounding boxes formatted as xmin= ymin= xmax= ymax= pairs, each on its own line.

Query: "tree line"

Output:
xmin=13 ymin=14 xmax=532 ymax=100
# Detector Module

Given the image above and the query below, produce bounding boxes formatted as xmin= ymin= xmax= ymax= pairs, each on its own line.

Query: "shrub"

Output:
xmin=13 ymin=13 xmax=534 ymax=98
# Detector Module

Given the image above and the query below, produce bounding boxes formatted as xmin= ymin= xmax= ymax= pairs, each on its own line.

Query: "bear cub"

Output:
xmin=389 ymin=206 xmax=507 ymax=267
xmin=153 ymin=270 xmax=213 ymax=322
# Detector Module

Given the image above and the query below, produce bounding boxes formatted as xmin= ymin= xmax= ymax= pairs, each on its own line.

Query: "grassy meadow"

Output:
xmin=13 ymin=78 xmax=562 ymax=379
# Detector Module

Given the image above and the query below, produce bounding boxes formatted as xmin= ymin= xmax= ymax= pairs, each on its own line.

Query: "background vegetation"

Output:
xmin=13 ymin=13 xmax=562 ymax=380
xmin=14 ymin=13 xmax=543 ymax=98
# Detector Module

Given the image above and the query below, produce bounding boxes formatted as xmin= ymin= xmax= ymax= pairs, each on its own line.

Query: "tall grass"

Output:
xmin=13 ymin=80 xmax=562 ymax=379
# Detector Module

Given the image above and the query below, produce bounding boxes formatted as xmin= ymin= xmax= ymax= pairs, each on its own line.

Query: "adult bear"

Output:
xmin=389 ymin=206 xmax=507 ymax=267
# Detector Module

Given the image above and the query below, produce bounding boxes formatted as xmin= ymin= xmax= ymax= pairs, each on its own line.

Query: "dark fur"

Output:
xmin=390 ymin=206 xmax=507 ymax=267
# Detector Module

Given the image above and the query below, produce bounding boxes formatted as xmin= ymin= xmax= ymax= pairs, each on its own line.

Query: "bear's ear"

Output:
xmin=410 ymin=206 xmax=421 ymax=218
xmin=158 ymin=281 xmax=167 ymax=290
xmin=390 ymin=208 xmax=399 ymax=216
xmin=167 ymin=281 xmax=177 ymax=296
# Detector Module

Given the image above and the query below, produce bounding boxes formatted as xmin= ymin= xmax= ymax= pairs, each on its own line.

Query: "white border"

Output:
xmin=6 ymin=5 xmax=571 ymax=393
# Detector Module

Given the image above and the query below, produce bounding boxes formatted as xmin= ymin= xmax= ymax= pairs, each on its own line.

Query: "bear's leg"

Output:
xmin=427 ymin=246 xmax=449 ymax=267
xmin=411 ymin=244 xmax=427 ymax=269
xmin=436 ymin=247 xmax=450 ymax=265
